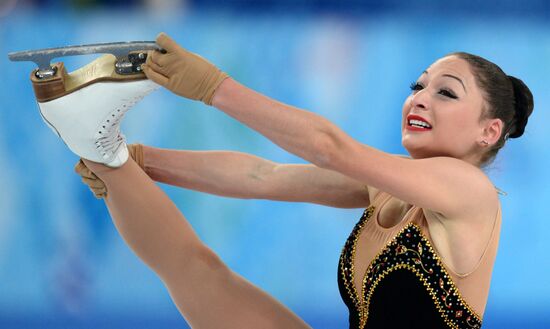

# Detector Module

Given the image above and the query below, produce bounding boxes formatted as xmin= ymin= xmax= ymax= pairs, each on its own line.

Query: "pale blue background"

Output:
xmin=0 ymin=1 xmax=548 ymax=328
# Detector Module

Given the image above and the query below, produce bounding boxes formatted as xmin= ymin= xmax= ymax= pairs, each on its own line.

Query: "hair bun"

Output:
xmin=507 ymin=75 xmax=534 ymax=138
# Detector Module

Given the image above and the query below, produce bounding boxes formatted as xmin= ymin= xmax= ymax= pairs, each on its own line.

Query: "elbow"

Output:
xmin=245 ymin=160 xmax=276 ymax=199
xmin=311 ymin=127 xmax=345 ymax=170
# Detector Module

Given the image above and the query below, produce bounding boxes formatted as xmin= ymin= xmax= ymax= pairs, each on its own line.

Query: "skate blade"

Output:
xmin=8 ymin=41 xmax=164 ymax=73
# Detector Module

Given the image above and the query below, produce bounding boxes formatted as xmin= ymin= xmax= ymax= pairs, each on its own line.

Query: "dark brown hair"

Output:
xmin=448 ymin=52 xmax=534 ymax=167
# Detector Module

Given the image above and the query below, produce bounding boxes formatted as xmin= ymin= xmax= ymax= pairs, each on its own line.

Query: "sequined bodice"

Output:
xmin=337 ymin=203 xmax=485 ymax=329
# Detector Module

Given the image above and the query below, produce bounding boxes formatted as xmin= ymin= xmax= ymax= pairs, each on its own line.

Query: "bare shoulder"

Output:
xmin=376 ymin=154 xmax=498 ymax=221
xmin=428 ymin=156 xmax=499 ymax=222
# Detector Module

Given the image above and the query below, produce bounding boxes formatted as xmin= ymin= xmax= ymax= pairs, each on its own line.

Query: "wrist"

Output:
xmin=210 ymin=77 xmax=234 ymax=108
xmin=203 ymin=72 xmax=230 ymax=105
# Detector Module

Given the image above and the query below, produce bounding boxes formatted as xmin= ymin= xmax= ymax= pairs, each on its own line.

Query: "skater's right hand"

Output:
xmin=141 ymin=32 xmax=229 ymax=105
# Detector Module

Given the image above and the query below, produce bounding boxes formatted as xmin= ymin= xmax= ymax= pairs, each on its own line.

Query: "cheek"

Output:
xmin=402 ymin=96 xmax=412 ymax=110
xmin=401 ymin=97 xmax=412 ymax=119
xmin=436 ymin=108 xmax=476 ymax=138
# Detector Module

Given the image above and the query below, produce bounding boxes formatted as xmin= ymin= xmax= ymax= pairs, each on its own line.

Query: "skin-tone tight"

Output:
xmin=82 ymin=158 xmax=311 ymax=329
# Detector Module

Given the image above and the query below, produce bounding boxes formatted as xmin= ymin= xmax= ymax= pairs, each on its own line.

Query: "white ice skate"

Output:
xmin=9 ymin=42 xmax=162 ymax=167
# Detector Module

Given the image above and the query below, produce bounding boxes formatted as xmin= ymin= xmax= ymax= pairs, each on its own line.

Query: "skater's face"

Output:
xmin=401 ymin=56 xmax=492 ymax=166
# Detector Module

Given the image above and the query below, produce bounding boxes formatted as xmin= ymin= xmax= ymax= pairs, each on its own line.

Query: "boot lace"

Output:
xmin=95 ymin=95 xmax=145 ymax=160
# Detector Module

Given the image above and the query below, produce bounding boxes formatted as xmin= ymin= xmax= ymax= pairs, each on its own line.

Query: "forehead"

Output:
xmin=423 ymin=56 xmax=475 ymax=83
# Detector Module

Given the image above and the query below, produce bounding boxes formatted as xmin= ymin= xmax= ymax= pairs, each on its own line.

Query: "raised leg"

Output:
xmin=83 ymin=158 xmax=311 ymax=329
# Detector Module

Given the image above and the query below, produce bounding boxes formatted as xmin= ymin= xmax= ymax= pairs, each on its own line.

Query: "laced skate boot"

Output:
xmin=9 ymin=42 xmax=162 ymax=167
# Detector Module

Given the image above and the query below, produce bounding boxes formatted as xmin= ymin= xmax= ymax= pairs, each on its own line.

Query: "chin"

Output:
xmin=405 ymin=150 xmax=429 ymax=159
xmin=402 ymin=142 xmax=433 ymax=160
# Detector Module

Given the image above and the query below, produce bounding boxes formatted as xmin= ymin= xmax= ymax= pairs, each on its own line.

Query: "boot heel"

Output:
xmin=31 ymin=62 xmax=67 ymax=102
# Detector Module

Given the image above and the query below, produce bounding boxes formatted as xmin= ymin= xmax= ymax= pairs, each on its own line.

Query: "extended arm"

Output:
xmin=143 ymin=146 xmax=370 ymax=208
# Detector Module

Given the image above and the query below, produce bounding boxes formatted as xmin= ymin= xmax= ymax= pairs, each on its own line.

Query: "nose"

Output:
xmin=410 ymin=88 xmax=429 ymax=111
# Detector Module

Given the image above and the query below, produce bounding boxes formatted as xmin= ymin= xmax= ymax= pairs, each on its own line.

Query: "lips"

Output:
xmin=406 ymin=114 xmax=432 ymax=131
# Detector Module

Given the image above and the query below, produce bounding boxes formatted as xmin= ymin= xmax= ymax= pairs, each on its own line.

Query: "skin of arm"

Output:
xmin=210 ymin=78 xmax=499 ymax=220
xmin=143 ymin=146 xmax=370 ymax=208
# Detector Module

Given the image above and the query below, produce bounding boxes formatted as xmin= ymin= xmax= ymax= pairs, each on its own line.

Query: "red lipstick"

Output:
xmin=406 ymin=114 xmax=432 ymax=131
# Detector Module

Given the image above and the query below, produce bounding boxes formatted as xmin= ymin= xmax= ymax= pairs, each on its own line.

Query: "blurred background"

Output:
xmin=0 ymin=0 xmax=548 ymax=328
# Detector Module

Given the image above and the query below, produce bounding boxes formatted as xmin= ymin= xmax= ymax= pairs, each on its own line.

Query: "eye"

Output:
xmin=439 ymin=88 xmax=458 ymax=99
xmin=409 ymin=81 xmax=423 ymax=93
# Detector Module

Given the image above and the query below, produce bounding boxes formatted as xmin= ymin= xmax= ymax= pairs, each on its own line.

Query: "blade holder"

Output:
xmin=115 ymin=52 xmax=149 ymax=75
xmin=8 ymin=41 xmax=164 ymax=79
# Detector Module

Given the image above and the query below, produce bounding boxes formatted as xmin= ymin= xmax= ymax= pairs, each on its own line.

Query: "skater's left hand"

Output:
xmin=142 ymin=32 xmax=229 ymax=105
xmin=75 ymin=159 xmax=108 ymax=199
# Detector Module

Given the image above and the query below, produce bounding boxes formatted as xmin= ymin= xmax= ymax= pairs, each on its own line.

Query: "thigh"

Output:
xmin=163 ymin=247 xmax=312 ymax=329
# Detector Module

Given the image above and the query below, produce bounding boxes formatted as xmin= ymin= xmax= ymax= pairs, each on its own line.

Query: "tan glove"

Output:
xmin=142 ymin=32 xmax=229 ymax=105
xmin=75 ymin=144 xmax=145 ymax=199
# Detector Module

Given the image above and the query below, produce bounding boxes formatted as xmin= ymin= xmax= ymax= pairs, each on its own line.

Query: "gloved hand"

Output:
xmin=75 ymin=144 xmax=145 ymax=199
xmin=75 ymin=160 xmax=107 ymax=199
xmin=142 ymin=32 xmax=229 ymax=105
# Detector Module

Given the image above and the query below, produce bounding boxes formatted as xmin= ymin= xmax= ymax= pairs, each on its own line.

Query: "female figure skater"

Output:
xmin=73 ymin=33 xmax=533 ymax=328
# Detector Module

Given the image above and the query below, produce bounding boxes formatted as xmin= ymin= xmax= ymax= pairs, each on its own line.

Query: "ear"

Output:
xmin=481 ymin=118 xmax=504 ymax=145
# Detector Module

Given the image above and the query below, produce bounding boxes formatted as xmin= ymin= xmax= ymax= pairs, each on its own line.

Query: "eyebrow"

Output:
xmin=422 ymin=70 xmax=467 ymax=93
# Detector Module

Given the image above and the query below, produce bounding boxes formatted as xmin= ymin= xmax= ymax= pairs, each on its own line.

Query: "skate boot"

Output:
xmin=9 ymin=42 xmax=162 ymax=167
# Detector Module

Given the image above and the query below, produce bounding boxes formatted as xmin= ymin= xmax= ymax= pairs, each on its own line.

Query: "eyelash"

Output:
xmin=409 ymin=82 xmax=458 ymax=99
